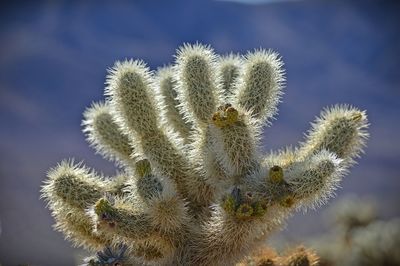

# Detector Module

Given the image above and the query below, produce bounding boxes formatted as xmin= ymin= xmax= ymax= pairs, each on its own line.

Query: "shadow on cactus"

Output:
xmin=41 ymin=43 xmax=369 ymax=265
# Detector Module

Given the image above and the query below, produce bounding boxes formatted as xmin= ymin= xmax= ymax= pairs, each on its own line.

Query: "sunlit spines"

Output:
xmin=105 ymin=59 xmax=158 ymax=137
xmin=217 ymin=54 xmax=242 ymax=100
xmin=299 ymin=105 xmax=369 ymax=164
xmin=210 ymin=104 xmax=261 ymax=178
xmin=41 ymin=161 xmax=111 ymax=251
xmin=234 ymin=49 xmax=284 ymax=124
xmin=82 ymin=102 xmax=134 ymax=166
xmin=285 ymin=149 xmax=345 ymax=209
xmin=105 ymin=59 xmax=209 ymax=205
xmin=154 ymin=66 xmax=192 ymax=140
xmin=42 ymin=160 xmax=105 ymax=209
xmin=174 ymin=43 xmax=222 ymax=126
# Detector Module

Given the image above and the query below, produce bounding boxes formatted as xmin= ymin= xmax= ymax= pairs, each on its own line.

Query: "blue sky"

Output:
xmin=0 ymin=0 xmax=399 ymax=265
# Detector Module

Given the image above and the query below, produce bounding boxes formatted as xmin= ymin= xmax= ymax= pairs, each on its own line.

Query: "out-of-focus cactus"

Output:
xmin=308 ymin=196 xmax=400 ymax=266
xmin=41 ymin=43 xmax=369 ymax=265
xmin=348 ymin=219 xmax=400 ymax=266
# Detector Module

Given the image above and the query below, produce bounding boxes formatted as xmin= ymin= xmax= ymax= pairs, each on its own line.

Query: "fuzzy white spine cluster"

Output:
xmin=42 ymin=43 xmax=369 ymax=266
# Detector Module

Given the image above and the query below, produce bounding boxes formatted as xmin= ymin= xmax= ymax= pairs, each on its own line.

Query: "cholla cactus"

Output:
xmin=348 ymin=219 xmax=400 ymax=266
xmin=41 ymin=43 xmax=369 ymax=265
xmin=327 ymin=195 xmax=377 ymax=240
xmin=308 ymin=197 xmax=400 ymax=266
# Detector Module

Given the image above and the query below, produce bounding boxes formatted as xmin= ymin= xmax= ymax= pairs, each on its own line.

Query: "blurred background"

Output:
xmin=0 ymin=0 xmax=399 ymax=265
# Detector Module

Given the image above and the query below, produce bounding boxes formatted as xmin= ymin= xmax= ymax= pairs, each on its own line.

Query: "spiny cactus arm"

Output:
xmin=105 ymin=60 xmax=212 ymax=207
xmin=287 ymin=150 xmax=344 ymax=208
xmin=298 ymin=105 xmax=369 ymax=164
xmin=233 ymin=49 xmax=284 ymax=124
xmin=82 ymin=102 xmax=136 ymax=167
xmin=105 ymin=59 xmax=159 ymax=137
xmin=42 ymin=160 xmax=106 ymax=209
xmin=209 ymin=104 xmax=261 ymax=178
xmin=258 ymin=105 xmax=368 ymax=209
xmin=218 ymin=54 xmax=242 ymax=100
xmin=41 ymin=161 xmax=113 ymax=249
xmin=154 ymin=66 xmax=192 ymax=141
xmin=174 ymin=43 xmax=222 ymax=127
xmin=91 ymin=196 xmax=183 ymax=263
xmin=263 ymin=149 xmax=345 ymax=210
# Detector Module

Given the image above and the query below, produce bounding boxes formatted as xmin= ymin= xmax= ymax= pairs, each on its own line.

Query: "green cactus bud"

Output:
xmin=222 ymin=195 xmax=237 ymax=215
xmin=269 ymin=165 xmax=284 ymax=183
